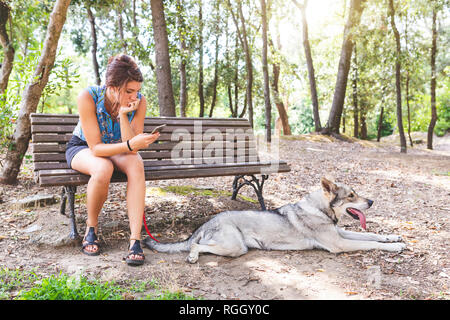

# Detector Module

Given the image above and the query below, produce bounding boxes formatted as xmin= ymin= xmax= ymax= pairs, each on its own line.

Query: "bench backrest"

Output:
xmin=31 ymin=113 xmax=259 ymax=173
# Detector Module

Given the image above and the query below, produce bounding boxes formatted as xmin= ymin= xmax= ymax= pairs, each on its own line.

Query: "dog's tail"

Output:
xmin=143 ymin=237 xmax=191 ymax=253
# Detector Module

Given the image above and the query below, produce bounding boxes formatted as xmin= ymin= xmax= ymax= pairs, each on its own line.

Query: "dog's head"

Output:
xmin=320 ymin=177 xmax=373 ymax=229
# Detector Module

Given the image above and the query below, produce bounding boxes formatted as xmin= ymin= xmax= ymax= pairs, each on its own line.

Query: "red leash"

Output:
xmin=143 ymin=211 xmax=160 ymax=242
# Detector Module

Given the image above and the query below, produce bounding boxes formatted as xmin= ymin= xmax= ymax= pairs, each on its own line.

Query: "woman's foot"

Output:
xmin=81 ymin=226 xmax=100 ymax=256
xmin=125 ymin=239 xmax=145 ymax=266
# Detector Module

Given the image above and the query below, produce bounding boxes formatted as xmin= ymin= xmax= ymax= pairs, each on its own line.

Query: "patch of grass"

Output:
xmin=147 ymin=185 xmax=258 ymax=204
xmin=0 ymin=267 xmax=40 ymax=299
xmin=146 ymin=290 xmax=199 ymax=300
xmin=431 ymin=169 xmax=450 ymax=176
xmin=0 ymin=268 xmax=198 ymax=300
xmin=16 ymin=272 xmax=125 ymax=300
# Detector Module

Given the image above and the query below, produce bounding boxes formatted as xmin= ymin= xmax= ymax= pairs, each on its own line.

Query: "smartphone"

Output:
xmin=151 ymin=124 xmax=166 ymax=134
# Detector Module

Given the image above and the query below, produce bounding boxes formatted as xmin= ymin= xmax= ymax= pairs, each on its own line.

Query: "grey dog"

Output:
xmin=144 ymin=177 xmax=406 ymax=263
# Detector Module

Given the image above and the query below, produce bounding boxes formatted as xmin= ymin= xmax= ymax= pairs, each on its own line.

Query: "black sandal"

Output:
xmin=81 ymin=226 xmax=100 ymax=256
xmin=125 ymin=239 xmax=145 ymax=266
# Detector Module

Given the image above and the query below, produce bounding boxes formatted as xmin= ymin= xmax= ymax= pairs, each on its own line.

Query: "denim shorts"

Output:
xmin=65 ymin=135 xmax=89 ymax=169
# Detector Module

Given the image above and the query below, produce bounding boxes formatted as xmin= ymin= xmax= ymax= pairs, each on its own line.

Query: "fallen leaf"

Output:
xmin=345 ymin=291 xmax=358 ymax=295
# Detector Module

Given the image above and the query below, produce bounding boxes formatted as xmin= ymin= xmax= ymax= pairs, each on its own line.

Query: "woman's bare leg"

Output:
xmin=71 ymin=148 xmax=114 ymax=253
xmin=110 ymin=152 xmax=146 ymax=261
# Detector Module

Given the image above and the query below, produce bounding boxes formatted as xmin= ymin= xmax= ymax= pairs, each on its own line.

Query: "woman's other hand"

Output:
xmin=119 ymin=98 xmax=140 ymax=116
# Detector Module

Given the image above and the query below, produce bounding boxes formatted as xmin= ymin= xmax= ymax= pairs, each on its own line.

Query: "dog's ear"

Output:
xmin=321 ymin=177 xmax=338 ymax=195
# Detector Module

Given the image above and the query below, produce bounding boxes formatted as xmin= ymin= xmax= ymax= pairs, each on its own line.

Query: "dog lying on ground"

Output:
xmin=144 ymin=177 xmax=406 ymax=263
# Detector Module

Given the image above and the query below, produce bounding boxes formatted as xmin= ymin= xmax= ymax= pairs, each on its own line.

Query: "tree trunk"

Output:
xmin=198 ymin=0 xmax=205 ymax=117
xmin=270 ymin=37 xmax=292 ymax=136
xmin=209 ymin=34 xmax=219 ymax=118
xmin=352 ymin=45 xmax=359 ymax=138
xmin=406 ymin=72 xmax=413 ymax=146
xmin=228 ymin=0 xmax=254 ymax=127
xmin=322 ymin=0 xmax=365 ymax=135
xmin=150 ymin=0 xmax=176 ymax=116
xmin=389 ymin=0 xmax=406 ymax=153
xmin=0 ymin=0 xmax=71 ymax=185
xmin=377 ymin=106 xmax=384 ymax=142
xmin=86 ymin=5 xmax=101 ymax=85
xmin=0 ymin=1 xmax=14 ymax=95
xmin=359 ymin=108 xmax=367 ymax=139
xmin=116 ymin=1 xmax=127 ymax=53
xmin=260 ymin=0 xmax=271 ymax=142
xmin=427 ymin=5 xmax=437 ymax=150
xmin=176 ymin=0 xmax=187 ymax=117
xmin=292 ymin=0 xmax=321 ymax=132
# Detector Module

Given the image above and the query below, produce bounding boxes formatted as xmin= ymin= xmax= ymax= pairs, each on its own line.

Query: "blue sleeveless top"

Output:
xmin=72 ymin=85 xmax=142 ymax=144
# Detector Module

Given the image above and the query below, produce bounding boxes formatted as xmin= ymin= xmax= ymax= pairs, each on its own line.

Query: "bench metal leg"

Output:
xmin=231 ymin=174 xmax=269 ymax=211
xmin=61 ymin=186 xmax=79 ymax=240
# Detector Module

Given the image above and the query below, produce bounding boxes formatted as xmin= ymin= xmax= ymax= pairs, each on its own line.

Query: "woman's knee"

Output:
xmin=126 ymin=157 xmax=145 ymax=180
xmin=115 ymin=154 xmax=145 ymax=178
xmin=90 ymin=159 xmax=114 ymax=184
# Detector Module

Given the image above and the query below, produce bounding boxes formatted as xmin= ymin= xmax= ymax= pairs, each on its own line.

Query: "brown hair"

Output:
xmin=105 ymin=54 xmax=143 ymax=88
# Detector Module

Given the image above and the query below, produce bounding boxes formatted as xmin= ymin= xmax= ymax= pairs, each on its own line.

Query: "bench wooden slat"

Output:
xmin=31 ymin=140 xmax=257 ymax=153
xmin=31 ymin=124 xmax=253 ymax=134
xmin=32 ymin=156 xmax=262 ymax=171
xmin=38 ymin=161 xmax=288 ymax=177
xmin=30 ymin=113 xmax=249 ymax=123
xmin=32 ymin=133 xmax=256 ymax=143
xmin=38 ymin=163 xmax=291 ymax=187
xmin=31 ymin=117 xmax=250 ymax=127
xmin=33 ymin=148 xmax=259 ymax=162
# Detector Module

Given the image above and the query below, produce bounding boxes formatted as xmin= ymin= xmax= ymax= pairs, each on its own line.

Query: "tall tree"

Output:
xmin=150 ymin=0 xmax=176 ymax=116
xmin=176 ymin=0 xmax=187 ymax=117
xmin=292 ymin=0 xmax=321 ymax=132
xmin=86 ymin=4 xmax=100 ymax=85
xmin=322 ymin=0 xmax=366 ymax=136
xmin=0 ymin=0 xmax=72 ymax=184
xmin=352 ymin=45 xmax=359 ymax=138
xmin=116 ymin=0 xmax=127 ymax=53
xmin=227 ymin=0 xmax=254 ymax=127
xmin=427 ymin=3 xmax=438 ymax=150
xmin=260 ymin=0 xmax=271 ymax=142
xmin=388 ymin=0 xmax=406 ymax=153
xmin=198 ymin=0 xmax=205 ymax=117
xmin=270 ymin=32 xmax=292 ymax=136
xmin=0 ymin=1 xmax=14 ymax=95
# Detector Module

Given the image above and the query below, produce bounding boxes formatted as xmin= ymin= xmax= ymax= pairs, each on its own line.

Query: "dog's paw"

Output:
xmin=383 ymin=234 xmax=403 ymax=243
xmin=388 ymin=242 xmax=406 ymax=252
xmin=186 ymin=254 xmax=198 ymax=264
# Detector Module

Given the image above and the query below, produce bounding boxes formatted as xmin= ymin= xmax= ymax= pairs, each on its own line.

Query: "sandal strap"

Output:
xmin=129 ymin=239 xmax=143 ymax=254
xmin=83 ymin=226 xmax=98 ymax=243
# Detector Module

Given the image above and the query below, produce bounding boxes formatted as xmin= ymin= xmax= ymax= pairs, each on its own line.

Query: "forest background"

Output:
xmin=0 ymin=0 xmax=449 ymax=183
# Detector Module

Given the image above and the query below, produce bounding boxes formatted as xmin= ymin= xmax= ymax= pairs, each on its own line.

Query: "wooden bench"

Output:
xmin=30 ymin=113 xmax=291 ymax=239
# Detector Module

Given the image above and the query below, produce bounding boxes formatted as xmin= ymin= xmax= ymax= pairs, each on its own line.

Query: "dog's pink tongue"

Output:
xmin=348 ymin=208 xmax=366 ymax=230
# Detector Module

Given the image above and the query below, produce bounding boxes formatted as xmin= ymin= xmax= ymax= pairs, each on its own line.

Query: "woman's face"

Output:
xmin=119 ymin=81 xmax=142 ymax=107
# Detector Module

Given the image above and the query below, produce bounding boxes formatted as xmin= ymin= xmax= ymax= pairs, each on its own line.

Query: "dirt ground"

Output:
xmin=0 ymin=132 xmax=449 ymax=300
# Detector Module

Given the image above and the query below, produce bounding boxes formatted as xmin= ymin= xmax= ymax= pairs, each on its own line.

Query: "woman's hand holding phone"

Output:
xmin=128 ymin=132 xmax=160 ymax=151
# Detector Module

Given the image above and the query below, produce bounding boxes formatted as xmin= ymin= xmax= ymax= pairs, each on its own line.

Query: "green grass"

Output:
xmin=0 ymin=267 xmax=198 ymax=300
xmin=147 ymin=185 xmax=258 ymax=204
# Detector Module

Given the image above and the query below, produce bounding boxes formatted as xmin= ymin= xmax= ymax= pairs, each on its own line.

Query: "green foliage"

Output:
xmin=289 ymin=100 xmax=315 ymax=134
xmin=1 ymin=267 xmax=198 ymax=300
xmin=40 ymin=51 xmax=81 ymax=113
xmin=0 ymin=43 xmax=41 ymax=147
xmin=1 ymin=0 xmax=448 ymax=144
xmin=16 ymin=273 xmax=124 ymax=300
